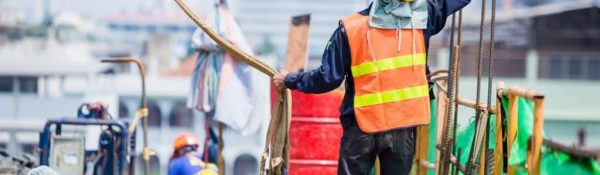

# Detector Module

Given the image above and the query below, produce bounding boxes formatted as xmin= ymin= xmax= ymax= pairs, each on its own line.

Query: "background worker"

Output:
xmin=168 ymin=132 xmax=218 ymax=175
xmin=273 ymin=0 xmax=470 ymax=174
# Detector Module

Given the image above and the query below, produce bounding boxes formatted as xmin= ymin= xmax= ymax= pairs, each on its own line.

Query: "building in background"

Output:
xmin=1 ymin=0 xmax=600 ymax=174
xmin=428 ymin=0 xmax=600 ymax=146
xmin=230 ymin=0 xmax=365 ymax=64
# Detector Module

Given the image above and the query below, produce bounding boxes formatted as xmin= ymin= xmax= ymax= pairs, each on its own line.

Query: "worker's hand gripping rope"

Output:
xmin=273 ymin=69 xmax=289 ymax=91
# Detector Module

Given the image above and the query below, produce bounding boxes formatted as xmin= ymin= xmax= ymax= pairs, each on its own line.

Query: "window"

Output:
xmin=549 ymin=58 xmax=563 ymax=78
xmin=18 ymin=76 xmax=38 ymax=93
xmin=543 ymin=53 xmax=600 ymax=80
xmin=147 ymin=101 xmax=162 ymax=127
xmin=119 ymin=102 xmax=129 ymax=118
xmin=21 ymin=144 xmax=35 ymax=154
xmin=0 ymin=76 xmax=38 ymax=93
xmin=165 ymin=25 xmax=180 ymax=32
xmin=588 ymin=60 xmax=600 ymax=80
xmin=234 ymin=155 xmax=258 ymax=175
xmin=169 ymin=101 xmax=194 ymax=128
xmin=108 ymin=23 xmax=119 ymax=30
xmin=123 ymin=24 xmax=140 ymax=31
xmin=568 ymin=59 xmax=582 ymax=79
xmin=146 ymin=25 xmax=157 ymax=33
xmin=0 ymin=76 xmax=12 ymax=92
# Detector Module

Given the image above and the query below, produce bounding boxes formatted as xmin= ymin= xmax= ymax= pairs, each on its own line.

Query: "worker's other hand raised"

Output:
xmin=273 ymin=69 xmax=289 ymax=91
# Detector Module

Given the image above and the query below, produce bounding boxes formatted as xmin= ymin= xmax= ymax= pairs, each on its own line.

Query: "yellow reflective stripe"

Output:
xmin=351 ymin=53 xmax=427 ymax=77
xmin=354 ymin=85 xmax=429 ymax=108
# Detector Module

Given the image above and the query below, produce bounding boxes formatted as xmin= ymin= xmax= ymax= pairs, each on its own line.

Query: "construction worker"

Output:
xmin=273 ymin=0 xmax=470 ymax=174
xmin=168 ymin=132 xmax=218 ymax=175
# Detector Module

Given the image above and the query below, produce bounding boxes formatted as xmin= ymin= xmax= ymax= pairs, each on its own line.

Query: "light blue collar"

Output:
xmin=368 ymin=0 xmax=428 ymax=29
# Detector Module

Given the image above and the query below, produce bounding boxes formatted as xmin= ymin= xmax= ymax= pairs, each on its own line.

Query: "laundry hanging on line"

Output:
xmin=187 ymin=4 xmax=269 ymax=136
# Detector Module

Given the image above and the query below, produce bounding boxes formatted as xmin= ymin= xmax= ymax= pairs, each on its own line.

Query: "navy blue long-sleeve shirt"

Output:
xmin=284 ymin=0 xmax=471 ymax=129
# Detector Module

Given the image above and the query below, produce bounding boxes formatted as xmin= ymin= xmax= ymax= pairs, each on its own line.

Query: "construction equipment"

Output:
xmin=39 ymin=118 xmax=130 ymax=174
xmin=38 ymin=57 xmax=157 ymax=175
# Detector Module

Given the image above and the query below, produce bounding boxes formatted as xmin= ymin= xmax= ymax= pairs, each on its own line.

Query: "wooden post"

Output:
xmin=479 ymin=131 xmax=487 ymax=175
xmin=416 ymin=125 xmax=430 ymax=175
xmin=283 ymin=14 xmax=311 ymax=72
xmin=507 ymin=95 xmax=518 ymax=175
xmin=218 ymin=122 xmax=224 ymax=175
xmin=529 ymin=98 xmax=544 ymax=175
xmin=494 ymin=95 xmax=504 ymax=175
xmin=434 ymin=81 xmax=449 ymax=173
xmin=375 ymin=156 xmax=381 ymax=175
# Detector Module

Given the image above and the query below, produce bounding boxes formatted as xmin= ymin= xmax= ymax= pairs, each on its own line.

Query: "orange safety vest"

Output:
xmin=342 ymin=13 xmax=430 ymax=133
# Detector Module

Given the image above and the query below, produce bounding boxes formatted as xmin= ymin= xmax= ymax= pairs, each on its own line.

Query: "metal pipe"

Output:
xmin=102 ymin=57 xmax=149 ymax=175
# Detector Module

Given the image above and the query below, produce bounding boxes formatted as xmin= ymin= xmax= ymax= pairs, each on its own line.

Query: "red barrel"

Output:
xmin=271 ymin=86 xmax=344 ymax=175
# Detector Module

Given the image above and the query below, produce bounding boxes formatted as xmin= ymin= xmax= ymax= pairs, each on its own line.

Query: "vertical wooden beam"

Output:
xmin=283 ymin=14 xmax=311 ymax=72
xmin=479 ymin=130 xmax=487 ymax=175
xmin=217 ymin=122 xmax=224 ymax=175
xmin=494 ymin=95 xmax=504 ymax=175
xmin=529 ymin=98 xmax=544 ymax=175
xmin=375 ymin=156 xmax=381 ymax=175
xmin=416 ymin=125 xmax=430 ymax=175
xmin=507 ymin=95 xmax=519 ymax=175
xmin=434 ymin=81 xmax=449 ymax=173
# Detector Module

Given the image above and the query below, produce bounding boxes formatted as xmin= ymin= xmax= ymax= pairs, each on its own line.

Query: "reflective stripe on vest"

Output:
xmin=351 ymin=53 xmax=427 ymax=77
xmin=354 ymin=85 xmax=429 ymax=108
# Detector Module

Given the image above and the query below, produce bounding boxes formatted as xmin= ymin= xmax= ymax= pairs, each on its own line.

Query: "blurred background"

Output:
xmin=0 ymin=0 xmax=598 ymax=174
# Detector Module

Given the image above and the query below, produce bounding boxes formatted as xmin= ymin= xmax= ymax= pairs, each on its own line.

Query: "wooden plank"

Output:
xmin=479 ymin=132 xmax=487 ymax=175
xmin=375 ymin=156 xmax=381 ymax=175
xmin=529 ymin=99 xmax=544 ymax=175
xmin=507 ymin=95 xmax=518 ymax=175
xmin=494 ymin=95 xmax=504 ymax=175
xmin=416 ymin=125 xmax=430 ymax=175
xmin=218 ymin=122 xmax=224 ymax=175
xmin=542 ymin=138 xmax=600 ymax=159
xmin=283 ymin=14 xmax=311 ymax=72
xmin=434 ymin=80 xmax=449 ymax=174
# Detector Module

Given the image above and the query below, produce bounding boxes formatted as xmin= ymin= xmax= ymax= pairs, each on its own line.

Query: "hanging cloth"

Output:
xmin=188 ymin=3 xmax=268 ymax=136
xmin=176 ymin=0 xmax=291 ymax=174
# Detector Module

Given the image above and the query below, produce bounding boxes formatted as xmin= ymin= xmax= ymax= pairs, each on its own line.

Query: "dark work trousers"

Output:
xmin=337 ymin=125 xmax=416 ymax=175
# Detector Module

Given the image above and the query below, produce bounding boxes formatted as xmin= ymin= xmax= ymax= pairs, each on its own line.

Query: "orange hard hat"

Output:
xmin=172 ymin=132 xmax=200 ymax=154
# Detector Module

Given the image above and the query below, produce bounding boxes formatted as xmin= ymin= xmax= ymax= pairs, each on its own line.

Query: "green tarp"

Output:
xmin=437 ymin=95 xmax=600 ymax=175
